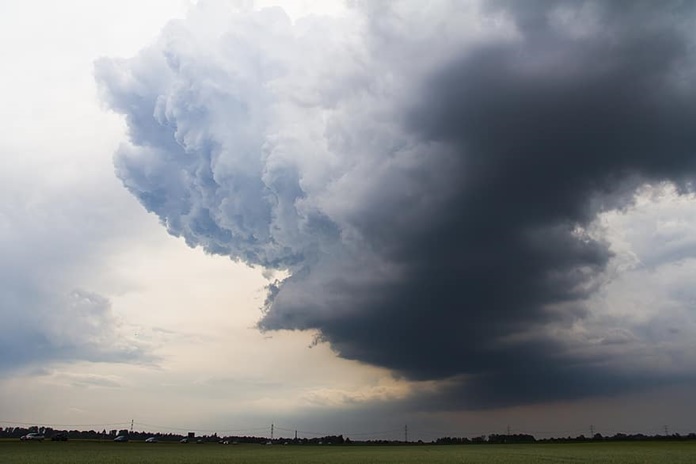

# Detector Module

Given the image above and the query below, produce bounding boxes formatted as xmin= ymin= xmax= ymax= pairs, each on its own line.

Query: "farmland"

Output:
xmin=1 ymin=440 xmax=695 ymax=464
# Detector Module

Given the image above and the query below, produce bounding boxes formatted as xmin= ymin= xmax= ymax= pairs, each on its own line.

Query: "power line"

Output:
xmin=4 ymin=418 xmax=688 ymax=441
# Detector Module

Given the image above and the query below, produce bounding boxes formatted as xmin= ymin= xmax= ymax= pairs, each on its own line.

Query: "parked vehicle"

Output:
xmin=20 ymin=433 xmax=44 ymax=441
xmin=113 ymin=435 xmax=129 ymax=442
xmin=145 ymin=437 xmax=158 ymax=443
xmin=51 ymin=432 xmax=68 ymax=441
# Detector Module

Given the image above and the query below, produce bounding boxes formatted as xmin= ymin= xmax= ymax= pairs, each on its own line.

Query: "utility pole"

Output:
xmin=294 ymin=430 xmax=297 ymax=441
xmin=404 ymin=424 xmax=408 ymax=443
xmin=130 ymin=420 xmax=134 ymax=434
xmin=590 ymin=425 xmax=594 ymax=437
xmin=271 ymin=423 xmax=274 ymax=441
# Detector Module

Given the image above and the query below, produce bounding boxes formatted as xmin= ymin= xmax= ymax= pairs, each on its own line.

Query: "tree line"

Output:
xmin=3 ymin=425 xmax=696 ymax=444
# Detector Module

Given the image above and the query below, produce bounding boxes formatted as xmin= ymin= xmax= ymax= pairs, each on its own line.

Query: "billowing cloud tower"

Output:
xmin=97 ymin=0 xmax=696 ymax=408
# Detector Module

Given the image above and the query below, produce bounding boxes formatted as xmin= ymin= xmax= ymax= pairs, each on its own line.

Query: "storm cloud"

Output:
xmin=97 ymin=0 xmax=696 ymax=408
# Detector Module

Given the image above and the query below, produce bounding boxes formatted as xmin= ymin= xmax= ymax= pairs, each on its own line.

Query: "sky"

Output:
xmin=2 ymin=0 xmax=696 ymax=441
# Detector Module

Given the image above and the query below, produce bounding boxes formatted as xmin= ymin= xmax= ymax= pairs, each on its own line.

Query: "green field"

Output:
xmin=1 ymin=440 xmax=695 ymax=463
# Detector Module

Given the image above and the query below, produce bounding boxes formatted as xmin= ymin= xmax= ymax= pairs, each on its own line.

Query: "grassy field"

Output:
xmin=1 ymin=440 xmax=695 ymax=463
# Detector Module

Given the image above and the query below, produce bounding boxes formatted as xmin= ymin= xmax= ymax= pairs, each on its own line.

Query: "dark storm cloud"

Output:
xmin=98 ymin=0 xmax=696 ymax=408
xmin=344 ymin=0 xmax=696 ymax=405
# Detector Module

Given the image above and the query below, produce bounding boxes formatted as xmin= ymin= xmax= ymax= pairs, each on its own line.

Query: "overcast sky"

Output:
xmin=2 ymin=0 xmax=696 ymax=441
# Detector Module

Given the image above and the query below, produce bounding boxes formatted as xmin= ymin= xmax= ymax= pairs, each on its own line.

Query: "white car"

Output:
xmin=20 ymin=433 xmax=44 ymax=441
xmin=145 ymin=437 xmax=158 ymax=443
